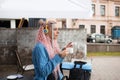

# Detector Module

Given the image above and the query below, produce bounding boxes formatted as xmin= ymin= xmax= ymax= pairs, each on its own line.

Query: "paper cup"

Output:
xmin=67 ymin=48 xmax=73 ymax=54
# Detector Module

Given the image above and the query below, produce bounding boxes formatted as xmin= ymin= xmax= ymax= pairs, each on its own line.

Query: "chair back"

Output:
xmin=15 ymin=50 xmax=23 ymax=70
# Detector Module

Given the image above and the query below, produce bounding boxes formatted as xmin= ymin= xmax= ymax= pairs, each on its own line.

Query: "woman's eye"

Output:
xmin=54 ymin=28 xmax=57 ymax=30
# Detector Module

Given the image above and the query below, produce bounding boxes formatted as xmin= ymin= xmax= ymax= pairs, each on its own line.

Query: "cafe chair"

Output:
xmin=15 ymin=50 xmax=34 ymax=74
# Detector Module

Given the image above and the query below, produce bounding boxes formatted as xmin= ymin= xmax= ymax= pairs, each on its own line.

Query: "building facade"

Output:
xmin=58 ymin=0 xmax=120 ymax=36
xmin=0 ymin=0 xmax=120 ymax=37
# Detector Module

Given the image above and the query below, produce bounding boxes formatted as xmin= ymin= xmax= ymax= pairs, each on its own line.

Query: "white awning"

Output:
xmin=0 ymin=0 xmax=93 ymax=19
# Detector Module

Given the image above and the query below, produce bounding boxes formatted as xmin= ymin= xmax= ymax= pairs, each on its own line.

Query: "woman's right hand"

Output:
xmin=59 ymin=49 xmax=68 ymax=58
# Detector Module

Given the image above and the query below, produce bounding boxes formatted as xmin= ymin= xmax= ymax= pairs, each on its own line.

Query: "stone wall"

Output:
xmin=1 ymin=28 xmax=120 ymax=65
xmin=0 ymin=29 xmax=17 ymax=65
xmin=87 ymin=43 xmax=120 ymax=52
xmin=0 ymin=28 xmax=86 ymax=65
xmin=58 ymin=28 xmax=87 ymax=61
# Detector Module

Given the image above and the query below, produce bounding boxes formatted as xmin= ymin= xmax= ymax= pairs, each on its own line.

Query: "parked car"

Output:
xmin=87 ymin=33 xmax=112 ymax=43
xmin=117 ymin=37 xmax=120 ymax=44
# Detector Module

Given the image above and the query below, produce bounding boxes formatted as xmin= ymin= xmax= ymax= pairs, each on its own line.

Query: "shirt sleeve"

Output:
xmin=32 ymin=43 xmax=63 ymax=77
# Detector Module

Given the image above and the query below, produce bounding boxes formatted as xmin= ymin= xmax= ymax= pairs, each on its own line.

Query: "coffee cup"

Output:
xmin=67 ymin=48 xmax=73 ymax=54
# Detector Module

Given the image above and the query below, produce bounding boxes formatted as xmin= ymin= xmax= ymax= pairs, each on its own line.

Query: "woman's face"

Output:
xmin=48 ymin=24 xmax=59 ymax=40
xmin=53 ymin=24 xmax=59 ymax=39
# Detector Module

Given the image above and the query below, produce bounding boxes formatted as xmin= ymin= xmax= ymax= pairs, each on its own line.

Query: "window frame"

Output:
xmin=115 ymin=6 xmax=120 ymax=17
xmin=79 ymin=25 xmax=85 ymax=29
xmin=100 ymin=5 xmax=105 ymax=16
xmin=92 ymin=4 xmax=95 ymax=16
xmin=91 ymin=25 xmax=96 ymax=34
xmin=100 ymin=25 xmax=105 ymax=34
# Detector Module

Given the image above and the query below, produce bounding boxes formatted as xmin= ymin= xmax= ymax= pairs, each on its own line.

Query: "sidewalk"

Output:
xmin=63 ymin=56 xmax=120 ymax=80
xmin=91 ymin=56 xmax=120 ymax=80
xmin=0 ymin=65 xmax=34 ymax=80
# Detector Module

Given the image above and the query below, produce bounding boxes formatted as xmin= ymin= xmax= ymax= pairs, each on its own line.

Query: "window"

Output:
xmin=28 ymin=18 xmax=46 ymax=27
xmin=92 ymin=4 xmax=95 ymax=15
xmin=91 ymin=25 xmax=96 ymax=33
xmin=100 ymin=25 xmax=105 ymax=34
xmin=79 ymin=25 xmax=85 ymax=29
xmin=62 ymin=21 xmax=66 ymax=28
xmin=16 ymin=19 xmax=28 ymax=28
xmin=115 ymin=6 xmax=120 ymax=16
xmin=0 ymin=20 xmax=10 ymax=28
xmin=100 ymin=5 xmax=105 ymax=16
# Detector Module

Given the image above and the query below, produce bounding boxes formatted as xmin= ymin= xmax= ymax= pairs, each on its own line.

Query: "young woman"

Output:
xmin=32 ymin=19 xmax=72 ymax=80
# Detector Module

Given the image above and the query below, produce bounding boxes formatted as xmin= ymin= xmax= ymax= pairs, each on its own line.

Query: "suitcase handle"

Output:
xmin=74 ymin=61 xmax=87 ymax=68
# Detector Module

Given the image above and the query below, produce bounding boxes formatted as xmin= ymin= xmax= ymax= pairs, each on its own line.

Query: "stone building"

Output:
xmin=58 ymin=0 xmax=120 ymax=36
xmin=0 ymin=0 xmax=120 ymax=36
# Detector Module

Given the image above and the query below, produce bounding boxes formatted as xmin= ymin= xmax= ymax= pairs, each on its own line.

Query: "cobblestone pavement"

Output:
xmin=0 ymin=56 xmax=120 ymax=80
xmin=91 ymin=56 xmax=120 ymax=80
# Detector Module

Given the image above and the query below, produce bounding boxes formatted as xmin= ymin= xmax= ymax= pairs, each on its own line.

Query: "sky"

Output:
xmin=0 ymin=0 xmax=93 ymax=18
xmin=0 ymin=0 xmax=91 ymax=11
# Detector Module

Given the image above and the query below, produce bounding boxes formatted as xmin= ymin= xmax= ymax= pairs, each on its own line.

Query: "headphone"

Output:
xmin=44 ymin=23 xmax=49 ymax=34
xmin=39 ymin=19 xmax=49 ymax=34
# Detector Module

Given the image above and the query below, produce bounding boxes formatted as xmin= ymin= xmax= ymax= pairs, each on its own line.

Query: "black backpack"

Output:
xmin=62 ymin=61 xmax=91 ymax=80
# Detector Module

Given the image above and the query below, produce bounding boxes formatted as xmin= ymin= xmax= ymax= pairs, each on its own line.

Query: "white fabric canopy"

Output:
xmin=0 ymin=0 xmax=93 ymax=19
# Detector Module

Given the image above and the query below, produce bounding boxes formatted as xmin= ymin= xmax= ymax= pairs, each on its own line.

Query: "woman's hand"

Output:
xmin=66 ymin=42 xmax=73 ymax=48
xmin=59 ymin=42 xmax=73 ymax=58
xmin=62 ymin=42 xmax=73 ymax=50
xmin=59 ymin=49 xmax=68 ymax=58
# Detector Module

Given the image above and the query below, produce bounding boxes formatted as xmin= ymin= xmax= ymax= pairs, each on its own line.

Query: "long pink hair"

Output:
xmin=36 ymin=23 xmax=60 ymax=59
xmin=36 ymin=20 xmax=61 ymax=79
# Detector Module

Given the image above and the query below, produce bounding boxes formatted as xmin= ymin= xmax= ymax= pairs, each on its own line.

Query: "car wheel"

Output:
xmin=107 ymin=40 xmax=111 ymax=44
xmin=92 ymin=39 xmax=96 ymax=43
